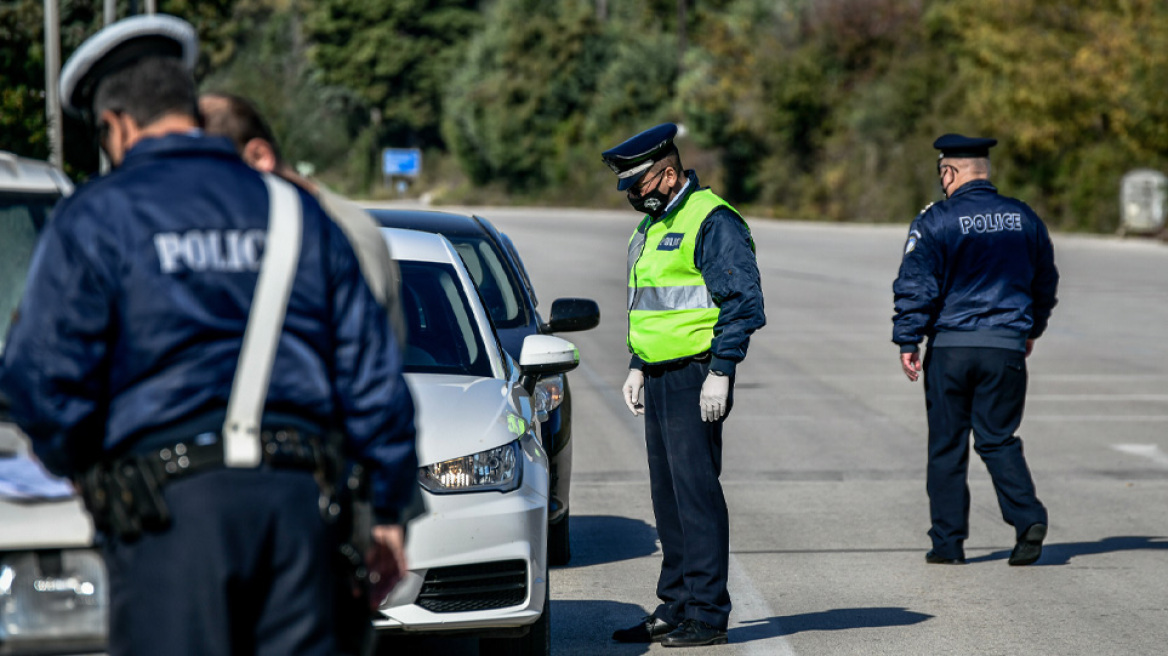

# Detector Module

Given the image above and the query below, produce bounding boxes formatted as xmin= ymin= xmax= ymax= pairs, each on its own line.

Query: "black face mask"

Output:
xmin=627 ymin=170 xmax=672 ymax=218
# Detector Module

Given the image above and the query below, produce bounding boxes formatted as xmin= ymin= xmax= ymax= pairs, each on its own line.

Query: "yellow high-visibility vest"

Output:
xmin=627 ymin=188 xmax=748 ymax=363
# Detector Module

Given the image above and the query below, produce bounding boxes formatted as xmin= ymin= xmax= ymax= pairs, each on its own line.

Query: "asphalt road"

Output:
xmin=404 ymin=204 xmax=1168 ymax=656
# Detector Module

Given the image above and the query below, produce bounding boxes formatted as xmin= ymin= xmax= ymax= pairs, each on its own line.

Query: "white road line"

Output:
xmin=728 ymin=553 xmax=797 ymax=655
xmin=1026 ymin=416 xmax=1168 ymax=422
xmin=1112 ymin=444 xmax=1168 ymax=467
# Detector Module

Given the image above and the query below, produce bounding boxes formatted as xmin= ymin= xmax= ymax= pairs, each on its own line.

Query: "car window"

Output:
xmin=448 ymin=237 xmax=528 ymax=329
xmin=499 ymin=233 xmax=538 ymax=308
xmin=399 ymin=260 xmax=493 ymax=378
xmin=0 ymin=192 xmax=55 ymax=353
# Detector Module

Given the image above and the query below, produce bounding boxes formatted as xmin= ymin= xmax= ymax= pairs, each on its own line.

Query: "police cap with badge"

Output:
xmin=59 ymin=14 xmax=198 ymax=126
xmin=602 ymin=123 xmax=679 ymax=191
xmin=933 ymin=133 xmax=997 ymax=160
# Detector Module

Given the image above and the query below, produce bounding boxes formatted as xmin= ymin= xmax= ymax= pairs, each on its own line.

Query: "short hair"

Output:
xmin=92 ymin=56 xmax=198 ymax=128
xmin=199 ymin=92 xmax=283 ymax=162
xmin=654 ymin=147 xmax=683 ymax=177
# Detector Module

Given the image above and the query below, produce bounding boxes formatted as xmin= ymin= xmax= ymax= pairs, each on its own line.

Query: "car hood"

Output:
xmin=405 ymin=373 xmax=530 ymax=466
xmin=0 ymin=423 xmax=93 ymax=550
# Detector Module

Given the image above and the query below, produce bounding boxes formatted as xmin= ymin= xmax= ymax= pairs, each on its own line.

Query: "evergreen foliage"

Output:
xmin=5 ymin=0 xmax=1168 ymax=231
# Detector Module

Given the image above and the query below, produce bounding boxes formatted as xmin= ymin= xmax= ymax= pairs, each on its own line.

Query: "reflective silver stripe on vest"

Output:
xmin=628 ymin=231 xmax=647 ymax=274
xmin=628 ymin=285 xmax=715 ymax=312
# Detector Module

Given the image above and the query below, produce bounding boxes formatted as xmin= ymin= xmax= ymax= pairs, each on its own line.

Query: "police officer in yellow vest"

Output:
xmin=605 ymin=123 xmax=765 ymax=647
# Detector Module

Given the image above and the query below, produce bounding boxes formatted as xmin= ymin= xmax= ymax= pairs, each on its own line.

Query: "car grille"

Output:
xmin=416 ymin=560 xmax=528 ymax=613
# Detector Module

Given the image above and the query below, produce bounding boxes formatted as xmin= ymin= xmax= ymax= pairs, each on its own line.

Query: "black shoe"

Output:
xmin=661 ymin=619 xmax=728 ymax=648
xmin=925 ymin=550 xmax=966 ymax=564
xmin=1009 ymin=523 xmax=1047 ymax=566
xmin=612 ymin=615 xmax=675 ymax=643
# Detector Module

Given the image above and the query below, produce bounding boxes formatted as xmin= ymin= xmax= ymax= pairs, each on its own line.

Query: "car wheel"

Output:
xmin=547 ymin=512 xmax=571 ymax=566
xmin=479 ymin=580 xmax=551 ymax=656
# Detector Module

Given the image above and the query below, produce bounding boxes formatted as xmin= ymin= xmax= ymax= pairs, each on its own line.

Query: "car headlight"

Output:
xmin=531 ymin=374 xmax=565 ymax=423
xmin=0 ymin=549 xmax=107 ymax=653
xmin=418 ymin=440 xmax=523 ymax=494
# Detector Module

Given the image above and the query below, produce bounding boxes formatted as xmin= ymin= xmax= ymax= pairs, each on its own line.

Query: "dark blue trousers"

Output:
xmin=923 ymin=346 xmax=1047 ymax=560
xmin=102 ymin=468 xmax=337 ymax=656
xmin=643 ymin=359 xmax=732 ymax=630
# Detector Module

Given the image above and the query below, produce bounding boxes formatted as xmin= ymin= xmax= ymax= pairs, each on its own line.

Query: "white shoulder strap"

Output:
xmin=222 ymin=174 xmax=303 ymax=468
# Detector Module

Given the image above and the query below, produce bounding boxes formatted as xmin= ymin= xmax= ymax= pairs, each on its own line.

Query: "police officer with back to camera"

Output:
xmin=0 ymin=15 xmax=416 ymax=655
xmin=603 ymin=123 xmax=765 ymax=648
xmin=893 ymin=133 xmax=1059 ymax=567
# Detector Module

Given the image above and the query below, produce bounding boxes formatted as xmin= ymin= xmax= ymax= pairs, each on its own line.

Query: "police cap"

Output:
xmin=933 ymin=133 xmax=997 ymax=159
xmin=601 ymin=123 xmax=679 ymax=191
xmin=59 ymin=14 xmax=198 ymax=120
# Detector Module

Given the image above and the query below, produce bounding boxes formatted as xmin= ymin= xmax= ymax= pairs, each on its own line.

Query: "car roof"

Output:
xmin=380 ymin=226 xmax=464 ymax=264
xmin=367 ymin=208 xmax=488 ymax=238
xmin=0 ymin=151 xmax=73 ymax=195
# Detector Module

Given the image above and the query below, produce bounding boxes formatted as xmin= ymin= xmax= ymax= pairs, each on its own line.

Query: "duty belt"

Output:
xmin=143 ymin=427 xmax=327 ymax=479
xmin=78 ymin=428 xmax=339 ymax=542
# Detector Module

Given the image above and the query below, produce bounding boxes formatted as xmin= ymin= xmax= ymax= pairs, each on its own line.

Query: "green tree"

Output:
xmin=0 ymin=0 xmax=242 ymax=176
xmin=304 ymin=0 xmax=481 ymax=150
xmin=442 ymin=0 xmax=610 ymax=192
xmin=201 ymin=10 xmax=362 ymax=178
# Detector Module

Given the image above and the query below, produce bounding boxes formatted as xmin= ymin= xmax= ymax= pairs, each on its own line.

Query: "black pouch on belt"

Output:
xmin=78 ymin=456 xmax=172 ymax=542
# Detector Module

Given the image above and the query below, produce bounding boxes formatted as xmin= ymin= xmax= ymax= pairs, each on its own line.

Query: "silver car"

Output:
xmin=373 ymin=228 xmax=578 ymax=656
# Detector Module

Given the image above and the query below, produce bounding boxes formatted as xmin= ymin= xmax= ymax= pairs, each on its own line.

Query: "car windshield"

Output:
xmin=399 ymin=260 xmax=493 ymax=377
xmin=0 ymin=192 xmax=56 ymax=353
xmin=446 ymin=235 xmax=528 ymax=329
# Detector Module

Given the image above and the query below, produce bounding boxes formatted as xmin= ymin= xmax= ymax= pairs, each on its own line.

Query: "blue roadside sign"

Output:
xmin=383 ymin=148 xmax=422 ymax=178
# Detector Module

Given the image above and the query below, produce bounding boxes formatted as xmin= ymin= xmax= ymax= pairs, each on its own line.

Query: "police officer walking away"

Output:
xmin=604 ymin=123 xmax=765 ymax=647
xmin=0 ymin=15 xmax=416 ymax=655
xmin=893 ymin=134 xmax=1059 ymax=567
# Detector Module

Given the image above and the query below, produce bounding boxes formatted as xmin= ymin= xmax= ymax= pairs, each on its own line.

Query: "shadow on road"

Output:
xmin=552 ymin=599 xmax=654 ymax=655
xmin=375 ymin=632 xmax=479 ymax=655
xmin=967 ymin=535 xmax=1168 ymax=566
xmin=731 ymin=607 xmax=933 ymax=642
xmin=556 ymin=515 xmax=659 ymax=569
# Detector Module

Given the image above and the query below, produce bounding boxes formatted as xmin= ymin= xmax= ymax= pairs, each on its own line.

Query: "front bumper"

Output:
xmin=374 ymin=454 xmax=548 ymax=634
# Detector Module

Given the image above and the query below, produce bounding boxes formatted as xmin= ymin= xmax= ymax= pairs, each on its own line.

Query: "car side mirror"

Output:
xmin=542 ymin=298 xmax=600 ymax=333
xmin=519 ymin=335 xmax=580 ymax=392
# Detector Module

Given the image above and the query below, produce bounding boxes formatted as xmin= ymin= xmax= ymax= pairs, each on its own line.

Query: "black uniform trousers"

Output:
xmin=643 ymin=358 xmax=732 ymax=631
xmin=102 ymin=467 xmax=336 ymax=656
xmin=923 ymin=346 xmax=1048 ymax=560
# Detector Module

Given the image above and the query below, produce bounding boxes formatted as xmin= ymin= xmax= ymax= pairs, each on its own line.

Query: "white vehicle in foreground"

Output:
xmin=375 ymin=228 xmax=578 ymax=655
xmin=0 ymin=153 xmax=107 ymax=655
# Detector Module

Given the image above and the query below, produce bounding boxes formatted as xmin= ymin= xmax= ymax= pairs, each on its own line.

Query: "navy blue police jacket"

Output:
xmin=892 ymin=179 xmax=1059 ymax=353
xmin=629 ymin=171 xmax=766 ymax=377
xmin=0 ymin=133 xmax=417 ymax=519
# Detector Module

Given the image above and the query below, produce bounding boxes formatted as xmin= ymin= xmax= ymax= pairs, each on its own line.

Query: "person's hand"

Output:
xmin=901 ymin=351 xmax=921 ymax=382
xmin=1025 ymin=339 xmax=1035 ymax=358
xmin=365 ymin=524 xmax=407 ymax=610
xmin=700 ymin=373 xmax=730 ymax=422
xmin=622 ymin=369 xmax=645 ymax=415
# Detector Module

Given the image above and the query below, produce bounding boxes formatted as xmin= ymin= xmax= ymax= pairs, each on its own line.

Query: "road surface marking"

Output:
xmin=1113 ymin=444 xmax=1168 ymax=467
xmin=728 ymin=553 xmax=797 ymax=655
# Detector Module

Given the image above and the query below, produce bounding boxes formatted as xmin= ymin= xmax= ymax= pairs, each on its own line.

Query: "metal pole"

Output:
xmin=144 ymin=0 xmax=156 ymax=14
xmin=99 ymin=0 xmax=116 ymax=174
xmin=43 ymin=0 xmax=63 ymax=170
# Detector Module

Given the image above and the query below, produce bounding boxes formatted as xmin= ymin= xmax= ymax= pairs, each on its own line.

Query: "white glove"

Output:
xmin=700 ymin=372 xmax=730 ymax=422
xmin=622 ymin=369 xmax=645 ymax=415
